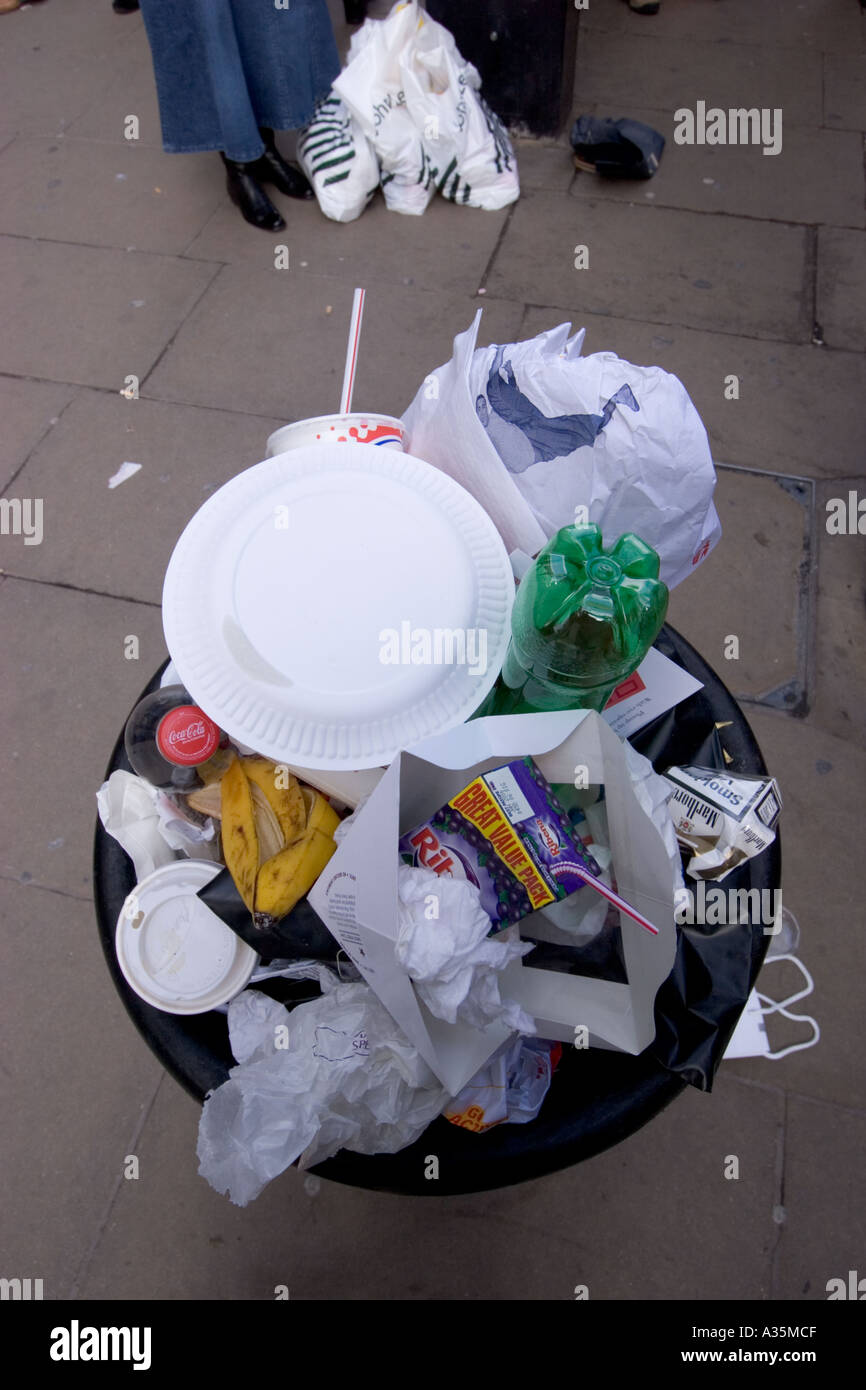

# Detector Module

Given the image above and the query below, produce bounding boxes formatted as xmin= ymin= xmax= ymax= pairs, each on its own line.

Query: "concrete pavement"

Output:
xmin=0 ymin=0 xmax=863 ymax=1301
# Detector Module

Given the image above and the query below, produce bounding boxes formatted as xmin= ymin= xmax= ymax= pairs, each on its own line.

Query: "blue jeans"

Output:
xmin=139 ymin=0 xmax=341 ymax=161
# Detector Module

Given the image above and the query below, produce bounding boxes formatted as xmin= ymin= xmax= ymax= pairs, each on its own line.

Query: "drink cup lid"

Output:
xmin=115 ymin=859 xmax=258 ymax=1014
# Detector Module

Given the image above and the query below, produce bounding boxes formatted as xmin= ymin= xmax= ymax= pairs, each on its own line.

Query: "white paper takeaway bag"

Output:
xmin=308 ymin=710 xmax=678 ymax=1094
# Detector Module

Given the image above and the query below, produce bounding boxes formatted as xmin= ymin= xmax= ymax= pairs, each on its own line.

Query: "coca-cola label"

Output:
xmin=156 ymin=705 xmax=220 ymax=766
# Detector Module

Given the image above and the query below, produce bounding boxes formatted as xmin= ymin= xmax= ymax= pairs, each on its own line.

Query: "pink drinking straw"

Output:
xmin=339 ymin=287 xmax=366 ymax=415
xmin=572 ymin=863 xmax=660 ymax=936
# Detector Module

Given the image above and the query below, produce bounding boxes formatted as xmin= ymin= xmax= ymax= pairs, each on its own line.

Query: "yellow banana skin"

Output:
xmin=220 ymin=758 xmax=339 ymax=925
xmin=220 ymin=756 xmax=259 ymax=912
xmin=254 ymin=827 xmax=337 ymax=928
xmin=301 ymin=786 xmax=341 ymax=839
xmin=242 ymin=757 xmax=306 ymax=844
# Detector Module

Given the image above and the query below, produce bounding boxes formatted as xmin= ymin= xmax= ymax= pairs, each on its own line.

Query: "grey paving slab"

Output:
xmin=823 ymin=51 xmax=866 ymax=131
xmin=582 ymin=0 xmax=866 ymax=54
xmin=0 ymin=879 xmax=163 ymax=1302
xmin=773 ymin=1095 xmax=866 ymax=1300
xmin=0 ymin=137 xmax=224 ymax=255
xmin=184 ymin=186 xmax=511 ymax=297
xmin=665 ymin=468 xmax=806 ymax=701
xmin=817 ymin=228 xmax=866 ymax=352
xmin=7 ymin=390 xmax=284 ymax=604
xmin=574 ymin=27 xmax=823 ymax=129
xmin=809 ymin=477 xmax=866 ymax=753
xmin=145 ymin=271 xmax=525 ymax=421
xmin=76 ymin=1059 xmax=781 ymax=1301
xmin=724 ymin=709 xmax=865 ymax=1113
xmin=0 ymin=235 xmax=219 ymax=388
xmin=0 ymin=376 xmax=76 ymax=493
xmin=0 ymin=578 xmax=166 ymax=897
xmin=65 ymin=43 xmax=164 ymax=148
xmin=488 ymin=192 xmax=810 ymax=342
xmin=569 ymin=118 xmax=865 ymax=230
xmin=0 ymin=0 xmax=142 ymax=138
xmin=519 ymin=304 xmax=866 ymax=479
xmin=511 ymin=138 xmax=575 ymax=192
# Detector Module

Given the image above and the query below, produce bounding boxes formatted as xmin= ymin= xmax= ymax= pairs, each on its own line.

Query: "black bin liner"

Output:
xmin=630 ymin=630 xmax=776 ymax=1091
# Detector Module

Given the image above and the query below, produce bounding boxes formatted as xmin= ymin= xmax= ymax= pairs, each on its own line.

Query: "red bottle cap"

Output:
xmin=156 ymin=705 xmax=221 ymax=767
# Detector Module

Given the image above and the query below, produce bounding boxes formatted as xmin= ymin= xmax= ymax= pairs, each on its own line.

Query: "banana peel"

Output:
xmin=219 ymin=756 xmax=259 ymax=913
xmin=217 ymin=755 xmax=338 ymax=926
xmin=253 ymin=827 xmax=337 ymax=929
xmin=243 ymin=757 xmax=307 ymax=844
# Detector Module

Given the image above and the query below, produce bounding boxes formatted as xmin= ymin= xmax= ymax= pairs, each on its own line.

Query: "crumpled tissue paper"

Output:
xmin=395 ymin=865 xmax=536 ymax=1035
xmin=96 ymin=770 xmax=218 ymax=882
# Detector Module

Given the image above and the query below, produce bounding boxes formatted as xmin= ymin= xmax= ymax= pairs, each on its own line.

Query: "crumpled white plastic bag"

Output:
xmin=395 ymin=865 xmax=536 ymax=1034
xmin=403 ymin=312 xmax=721 ymax=587
xmin=197 ymin=971 xmax=448 ymax=1206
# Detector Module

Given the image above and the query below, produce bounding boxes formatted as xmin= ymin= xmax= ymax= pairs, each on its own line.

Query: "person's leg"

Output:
xmin=139 ymin=0 xmax=284 ymax=230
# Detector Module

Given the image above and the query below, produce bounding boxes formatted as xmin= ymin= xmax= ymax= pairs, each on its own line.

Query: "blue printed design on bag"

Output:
xmin=475 ymin=346 xmax=640 ymax=472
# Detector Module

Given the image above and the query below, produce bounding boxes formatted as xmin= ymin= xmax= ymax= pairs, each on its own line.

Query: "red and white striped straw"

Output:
xmin=339 ymin=287 xmax=366 ymax=416
xmin=573 ymin=864 xmax=660 ymax=935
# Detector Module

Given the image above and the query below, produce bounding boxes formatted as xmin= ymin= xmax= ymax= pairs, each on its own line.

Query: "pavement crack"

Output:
xmin=477 ymin=199 xmax=518 ymax=292
xmin=138 ymin=260 xmax=226 ymax=392
xmin=65 ymin=1074 xmax=165 ymax=1301
xmin=0 ymin=572 xmax=161 ymax=609
xmin=768 ymin=1091 xmax=788 ymax=1298
xmin=0 ymin=873 xmax=93 ymax=905
xmin=1 ymin=388 xmax=79 ymax=494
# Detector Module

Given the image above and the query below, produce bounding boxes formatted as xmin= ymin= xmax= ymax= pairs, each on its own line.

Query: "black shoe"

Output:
xmin=112 ymin=0 xmax=140 ymax=12
xmin=255 ymin=128 xmax=315 ymax=200
xmin=220 ymin=154 xmax=287 ymax=231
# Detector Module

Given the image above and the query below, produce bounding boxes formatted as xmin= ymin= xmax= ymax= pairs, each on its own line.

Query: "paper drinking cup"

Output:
xmin=265 ymin=413 xmax=406 ymax=457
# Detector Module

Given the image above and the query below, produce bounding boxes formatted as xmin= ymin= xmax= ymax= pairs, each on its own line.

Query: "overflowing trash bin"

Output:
xmin=94 ymin=301 xmax=786 ymax=1202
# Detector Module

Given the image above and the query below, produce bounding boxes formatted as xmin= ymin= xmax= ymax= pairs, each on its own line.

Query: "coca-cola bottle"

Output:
xmin=124 ymin=685 xmax=231 ymax=791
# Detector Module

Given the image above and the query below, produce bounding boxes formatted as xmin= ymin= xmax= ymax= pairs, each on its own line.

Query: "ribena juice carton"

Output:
xmin=399 ymin=756 xmax=601 ymax=932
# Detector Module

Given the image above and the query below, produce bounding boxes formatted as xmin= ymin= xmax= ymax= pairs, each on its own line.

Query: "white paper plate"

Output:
xmin=115 ymin=860 xmax=258 ymax=1015
xmin=162 ymin=445 xmax=514 ymax=770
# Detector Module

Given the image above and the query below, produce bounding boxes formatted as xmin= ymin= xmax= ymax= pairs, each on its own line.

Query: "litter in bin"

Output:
xmin=402 ymin=311 xmax=721 ymax=587
xmin=395 ymin=865 xmax=535 ymax=1034
xmin=399 ymin=757 xmax=602 ymax=932
xmin=662 ymin=764 xmax=782 ymax=881
xmin=197 ymin=971 xmax=448 ymax=1206
xmin=444 ymin=1036 xmax=563 ymax=1132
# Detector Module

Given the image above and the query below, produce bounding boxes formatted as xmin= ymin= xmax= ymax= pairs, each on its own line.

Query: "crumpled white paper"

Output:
xmin=96 ymin=770 xmax=216 ymax=882
xmin=197 ymin=970 xmax=449 ymax=1206
xmin=395 ymin=865 xmax=536 ymax=1035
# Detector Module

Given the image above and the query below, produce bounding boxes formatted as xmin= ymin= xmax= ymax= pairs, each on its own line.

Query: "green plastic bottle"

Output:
xmin=480 ymin=523 xmax=669 ymax=716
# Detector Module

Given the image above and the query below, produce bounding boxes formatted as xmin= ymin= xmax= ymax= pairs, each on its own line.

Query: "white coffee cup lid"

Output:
xmin=115 ymin=859 xmax=258 ymax=1015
